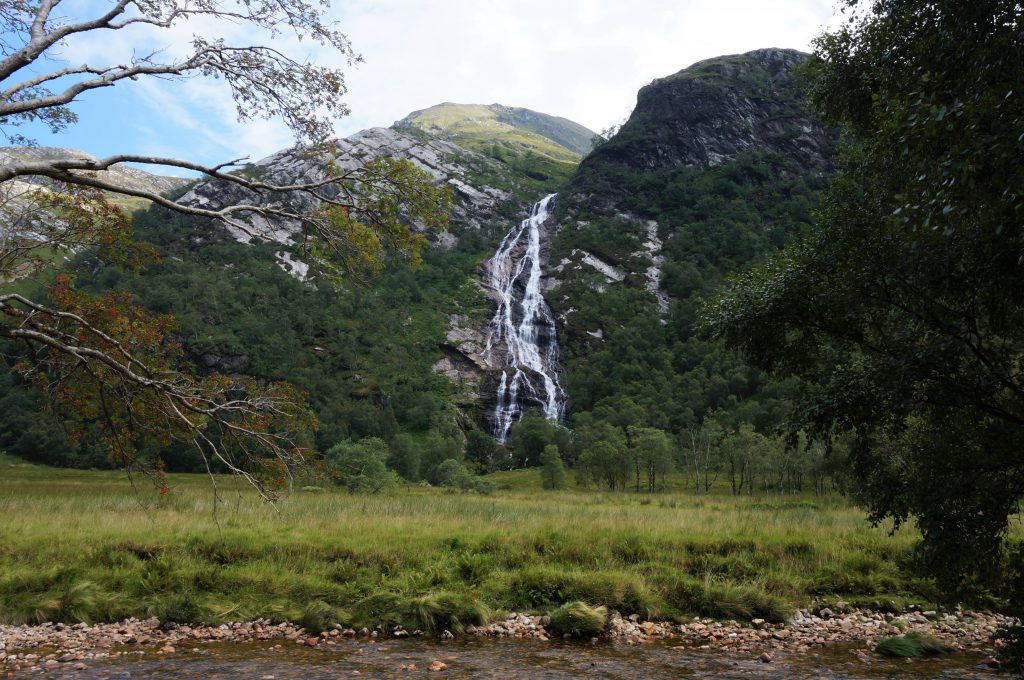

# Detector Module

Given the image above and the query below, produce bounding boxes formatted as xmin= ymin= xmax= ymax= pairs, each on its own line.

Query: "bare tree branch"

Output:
xmin=0 ymin=0 xmax=449 ymax=496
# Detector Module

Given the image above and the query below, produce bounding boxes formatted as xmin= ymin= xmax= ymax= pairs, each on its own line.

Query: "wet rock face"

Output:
xmin=582 ymin=48 xmax=831 ymax=176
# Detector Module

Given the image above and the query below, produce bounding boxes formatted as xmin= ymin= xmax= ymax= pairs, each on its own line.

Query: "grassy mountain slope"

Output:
xmin=395 ymin=103 xmax=596 ymax=189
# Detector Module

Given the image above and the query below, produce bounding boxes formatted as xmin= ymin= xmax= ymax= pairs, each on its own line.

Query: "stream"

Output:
xmin=37 ymin=638 xmax=998 ymax=679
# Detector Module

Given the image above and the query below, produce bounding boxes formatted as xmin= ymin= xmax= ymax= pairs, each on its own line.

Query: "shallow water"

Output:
xmin=39 ymin=638 xmax=998 ymax=679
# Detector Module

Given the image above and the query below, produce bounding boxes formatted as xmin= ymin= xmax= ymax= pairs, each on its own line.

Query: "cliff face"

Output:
xmin=581 ymin=49 xmax=829 ymax=176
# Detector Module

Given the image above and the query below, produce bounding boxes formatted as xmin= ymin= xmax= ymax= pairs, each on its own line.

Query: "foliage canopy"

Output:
xmin=703 ymin=0 xmax=1024 ymax=643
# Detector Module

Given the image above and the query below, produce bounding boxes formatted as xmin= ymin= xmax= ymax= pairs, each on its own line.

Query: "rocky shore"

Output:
xmin=1 ymin=607 xmax=1013 ymax=675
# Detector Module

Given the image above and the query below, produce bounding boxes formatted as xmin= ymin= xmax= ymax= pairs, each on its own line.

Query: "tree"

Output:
xmin=387 ymin=434 xmax=421 ymax=481
xmin=431 ymin=458 xmax=472 ymax=489
xmin=575 ymin=433 xmax=631 ymax=491
xmin=0 ymin=0 xmax=450 ymax=496
xmin=539 ymin=444 xmax=567 ymax=490
xmin=465 ymin=429 xmax=498 ymax=473
xmin=703 ymin=0 xmax=1024 ymax=666
xmin=685 ymin=417 xmax=722 ymax=493
xmin=324 ymin=437 xmax=396 ymax=493
xmin=627 ymin=426 xmax=673 ymax=492
xmin=507 ymin=411 xmax=571 ymax=468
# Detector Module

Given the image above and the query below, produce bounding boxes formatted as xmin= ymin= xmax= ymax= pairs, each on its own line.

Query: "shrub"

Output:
xmin=432 ymin=458 xmax=473 ymax=489
xmin=325 ymin=437 xmax=398 ymax=493
xmin=548 ymin=601 xmax=607 ymax=637
xmin=472 ymin=478 xmax=496 ymax=495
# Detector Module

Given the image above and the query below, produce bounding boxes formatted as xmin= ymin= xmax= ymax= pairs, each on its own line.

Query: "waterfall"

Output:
xmin=483 ymin=193 xmax=566 ymax=443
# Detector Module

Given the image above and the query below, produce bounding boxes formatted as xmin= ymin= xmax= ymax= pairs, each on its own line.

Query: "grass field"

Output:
xmin=0 ymin=454 xmax=965 ymax=633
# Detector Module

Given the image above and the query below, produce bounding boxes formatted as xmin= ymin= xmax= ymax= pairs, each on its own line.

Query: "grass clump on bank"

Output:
xmin=875 ymin=632 xmax=953 ymax=658
xmin=548 ymin=602 xmax=607 ymax=637
xmin=0 ymin=461 xmax=988 ymax=631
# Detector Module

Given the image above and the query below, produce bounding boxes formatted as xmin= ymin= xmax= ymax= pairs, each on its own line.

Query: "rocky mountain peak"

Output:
xmin=581 ymin=48 xmax=830 ymax=176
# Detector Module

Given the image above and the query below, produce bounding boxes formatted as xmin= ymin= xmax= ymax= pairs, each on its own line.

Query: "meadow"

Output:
xmin=0 ymin=454 xmax=959 ymax=634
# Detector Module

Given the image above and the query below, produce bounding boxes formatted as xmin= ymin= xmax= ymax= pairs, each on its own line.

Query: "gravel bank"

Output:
xmin=1 ymin=608 xmax=1013 ymax=674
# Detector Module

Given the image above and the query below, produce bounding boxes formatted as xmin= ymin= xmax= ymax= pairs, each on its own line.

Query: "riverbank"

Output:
xmin=2 ymin=459 xmax=1021 ymax=675
xmin=0 ymin=608 xmax=1012 ymax=675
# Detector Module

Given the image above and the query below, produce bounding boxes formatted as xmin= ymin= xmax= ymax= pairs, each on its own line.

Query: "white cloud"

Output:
xmin=35 ymin=0 xmax=839 ymax=161
xmin=331 ymin=0 xmax=836 ymax=137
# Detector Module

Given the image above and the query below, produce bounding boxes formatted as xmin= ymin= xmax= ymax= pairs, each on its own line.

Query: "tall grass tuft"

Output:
xmin=875 ymin=632 xmax=952 ymax=658
xmin=298 ymin=600 xmax=338 ymax=634
xmin=548 ymin=601 xmax=607 ymax=637
xmin=409 ymin=592 xmax=490 ymax=633
xmin=148 ymin=592 xmax=201 ymax=626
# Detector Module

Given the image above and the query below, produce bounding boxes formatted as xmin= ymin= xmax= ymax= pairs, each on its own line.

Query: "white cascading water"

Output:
xmin=484 ymin=193 xmax=566 ymax=442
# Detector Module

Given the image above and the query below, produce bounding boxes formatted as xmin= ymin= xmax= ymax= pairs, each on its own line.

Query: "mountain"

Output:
xmin=1 ymin=53 xmax=834 ymax=477
xmin=179 ymin=127 xmax=540 ymax=256
xmin=543 ymin=48 xmax=834 ymax=432
xmin=0 ymin=146 xmax=189 ymax=206
xmin=0 ymin=103 xmax=587 ymax=470
xmin=395 ymin=103 xmax=596 ymax=189
xmin=582 ymin=49 xmax=829 ymax=175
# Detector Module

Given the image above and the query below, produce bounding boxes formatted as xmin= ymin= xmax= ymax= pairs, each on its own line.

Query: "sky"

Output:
xmin=13 ymin=0 xmax=840 ymax=175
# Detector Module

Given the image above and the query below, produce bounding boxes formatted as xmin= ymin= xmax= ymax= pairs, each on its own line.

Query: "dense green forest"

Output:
xmin=0 ymin=203 xmax=500 ymax=477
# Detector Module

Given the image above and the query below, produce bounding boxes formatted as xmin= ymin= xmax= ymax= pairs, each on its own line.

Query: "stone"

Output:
xmin=428 ymin=660 xmax=447 ymax=672
xmin=758 ymin=652 xmax=773 ymax=663
xmin=304 ymin=638 xmax=318 ymax=648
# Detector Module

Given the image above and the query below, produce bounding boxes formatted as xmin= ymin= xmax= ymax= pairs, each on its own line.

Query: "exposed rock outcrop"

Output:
xmin=581 ymin=49 xmax=830 ymax=177
xmin=180 ymin=127 xmax=519 ymax=249
xmin=0 ymin=146 xmax=189 ymax=195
